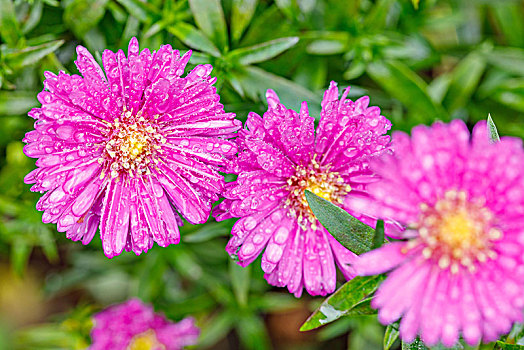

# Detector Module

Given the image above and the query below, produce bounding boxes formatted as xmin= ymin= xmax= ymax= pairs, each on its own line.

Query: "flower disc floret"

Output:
xmin=285 ymin=157 xmax=351 ymax=229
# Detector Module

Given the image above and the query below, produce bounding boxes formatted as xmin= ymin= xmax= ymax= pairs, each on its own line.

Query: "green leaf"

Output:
xmin=402 ymin=339 xmax=466 ymax=350
xmin=188 ymin=0 xmax=228 ymax=51
xmin=491 ymin=3 xmax=524 ymax=48
xmin=183 ymin=221 xmax=229 ymax=243
xmin=486 ymin=47 xmax=524 ymax=76
xmin=236 ymin=313 xmax=272 ymax=350
xmin=231 ymin=0 xmax=258 ymax=44
xmin=0 ymin=91 xmax=37 ymax=115
xmin=363 ymin=0 xmax=396 ymax=31
xmin=198 ymin=311 xmax=236 ymax=348
xmin=441 ymin=52 xmax=486 ymax=113
xmin=3 ymin=40 xmax=64 ymax=69
xmin=229 ymin=260 xmax=250 ymax=308
xmin=229 ymin=37 xmax=299 ymax=65
xmin=274 ymin=0 xmax=299 ymax=20
xmin=372 ymin=220 xmax=385 ymax=249
xmin=495 ymin=342 xmax=524 ymax=350
xmin=254 ymin=292 xmax=300 ymax=313
xmin=167 ymin=22 xmax=221 ymax=57
xmin=490 ymin=78 xmax=524 ymax=113
xmin=411 ymin=0 xmax=420 ymax=10
xmin=487 ymin=114 xmax=500 ymax=143
xmin=305 ymin=31 xmax=348 ymax=55
xmin=0 ymin=0 xmax=23 ymax=47
xmin=11 ymin=239 xmax=31 ymax=276
xmin=402 ymin=339 xmax=429 ymax=350
xmin=304 ymin=190 xmax=374 ymax=254
xmin=21 ymin=0 xmax=44 ymax=34
xmin=231 ymin=66 xmax=321 ymax=117
xmin=115 ymin=0 xmax=160 ymax=22
xmin=384 ymin=324 xmax=399 ymax=350
xmin=64 ymin=0 xmax=109 ymax=38
xmin=367 ymin=60 xmax=448 ymax=123
xmin=300 ymin=275 xmax=385 ymax=331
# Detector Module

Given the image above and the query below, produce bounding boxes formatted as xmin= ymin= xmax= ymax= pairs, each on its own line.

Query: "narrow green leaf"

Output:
xmin=487 ymin=114 xmax=500 ymax=143
xmin=495 ymin=342 xmax=524 ymax=350
xmin=402 ymin=339 xmax=428 ymax=350
xmin=411 ymin=0 xmax=420 ymax=10
xmin=4 ymin=40 xmax=64 ymax=69
xmin=305 ymin=190 xmax=374 ymax=254
xmin=230 ymin=37 xmax=299 ymax=65
xmin=307 ymin=39 xmax=347 ymax=55
xmin=367 ymin=60 xmax=448 ymax=122
xmin=188 ymin=0 xmax=228 ymax=51
xmin=274 ymin=0 xmax=299 ymax=20
xmin=0 ymin=91 xmax=37 ymax=115
xmin=486 ymin=47 xmax=524 ymax=76
xmin=300 ymin=275 xmax=385 ymax=331
xmin=441 ymin=52 xmax=486 ymax=113
xmin=384 ymin=324 xmax=399 ymax=350
xmin=402 ymin=339 xmax=466 ymax=350
xmin=490 ymin=78 xmax=524 ymax=113
xmin=64 ymin=0 xmax=109 ymax=38
xmin=229 ymin=260 xmax=250 ymax=308
xmin=236 ymin=314 xmax=272 ymax=350
xmin=231 ymin=66 xmax=320 ymax=117
xmin=505 ymin=323 xmax=524 ymax=345
xmin=183 ymin=222 xmax=229 ymax=243
xmin=21 ymin=0 xmax=44 ymax=34
xmin=255 ymin=292 xmax=300 ymax=312
xmin=11 ymin=239 xmax=31 ymax=276
xmin=491 ymin=3 xmax=524 ymax=48
xmin=231 ymin=0 xmax=258 ymax=44
xmin=363 ymin=0 xmax=396 ymax=31
xmin=373 ymin=220 xmax=385 ymax=249
xmin=198 ymin=311 xmax=236 ymax=348
xmin=0 ymin=0 xmax=23 ymax=46
xmin=167 ymin=22 xmax=221 ymax=56
xmin=115 ymin=0 xmax=160 ymax=22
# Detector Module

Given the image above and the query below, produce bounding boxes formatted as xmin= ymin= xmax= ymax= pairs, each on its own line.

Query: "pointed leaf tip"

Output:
xmin=487 ymin=113 xmax=500 ymax=143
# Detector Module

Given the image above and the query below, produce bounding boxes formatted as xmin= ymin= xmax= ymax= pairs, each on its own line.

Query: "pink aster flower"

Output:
xmin=350 ymin=120 xmax=524 ymax=347
xmin=90 ymin=298 xmax=199 ymax=350
xmin=23 ymin=38 xmax=240 ymax=258
xmin=214 ymin=82 xmax=392 ymax=297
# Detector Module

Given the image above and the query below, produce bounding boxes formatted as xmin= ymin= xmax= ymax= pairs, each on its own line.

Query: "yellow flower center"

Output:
xmin=127 ymin=329 xmax=165 ymax=350
xmin=408 ymin=190 xmax=502 ymax=274
xmin=437 ymin=210 xmax=479 ymax=250
xmin=285 ymin=157 xmax=351 ymax=230
xmin=99 ymin=109 xmax=166 ymax=179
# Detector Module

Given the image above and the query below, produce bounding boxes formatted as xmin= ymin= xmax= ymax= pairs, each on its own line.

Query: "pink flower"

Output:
xmin=350 ymin=120 xmax=524 ymax=347
xmin=23 ymin=38 xmax=240 ymax=258
xmin=215 ymin=82 xmax=392 ymax=296
xmin=90 ymin=298 xmax=199 ymax=350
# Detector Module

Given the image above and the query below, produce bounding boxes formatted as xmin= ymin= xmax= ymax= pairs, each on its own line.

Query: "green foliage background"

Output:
xmin=0 ymin=0 xmax=523 ymax=349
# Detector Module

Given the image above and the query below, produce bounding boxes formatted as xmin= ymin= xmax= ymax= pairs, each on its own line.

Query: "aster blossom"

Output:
xmin=350 ymin=120 xmax=524 ymax=347
xmin=90 ymin=298 xmax=199 ymax=350
xmin=215 ymin=82 xmax=392 ymax=297
xmin=23 ymin=38 xmax=240 ymax=258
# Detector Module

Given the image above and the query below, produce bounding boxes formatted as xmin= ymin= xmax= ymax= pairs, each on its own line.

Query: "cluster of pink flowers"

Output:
xmin=24 ymin=38 xmax=524 ymax=348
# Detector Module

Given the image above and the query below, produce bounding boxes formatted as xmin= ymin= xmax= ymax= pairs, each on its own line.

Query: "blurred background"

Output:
xmin=0 ymin=0 xmax=523 ymax=349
